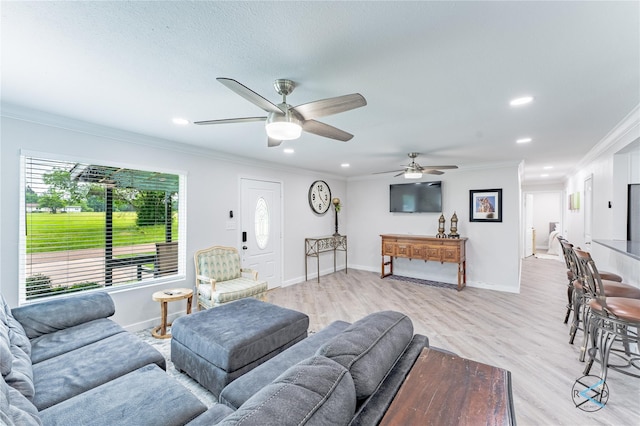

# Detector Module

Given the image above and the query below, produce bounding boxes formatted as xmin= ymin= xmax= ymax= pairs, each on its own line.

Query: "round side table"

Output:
xmin=151 ymin=288 xmax=193 ymax=339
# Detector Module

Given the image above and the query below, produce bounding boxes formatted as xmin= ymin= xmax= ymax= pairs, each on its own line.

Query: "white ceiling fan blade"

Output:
xmin=293 ymin=94 xmax=367 ymax=120
xmin=421 ymin=165 xmax=458 ymax=170
xmin=302 ymin=120 xmax=353 ymax=141
xmin=193 ymin=117 xmax=266 ymax=125
xmin=217 ymin=78 xmax=285 ymax=114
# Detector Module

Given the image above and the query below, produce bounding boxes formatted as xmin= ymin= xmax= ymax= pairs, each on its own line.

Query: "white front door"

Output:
xmin=240 ymin=178 xmax=281 ymax=289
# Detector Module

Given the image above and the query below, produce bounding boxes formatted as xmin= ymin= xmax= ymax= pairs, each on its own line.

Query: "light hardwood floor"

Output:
xmin=265 ymin=256 xmax=639 ymax=425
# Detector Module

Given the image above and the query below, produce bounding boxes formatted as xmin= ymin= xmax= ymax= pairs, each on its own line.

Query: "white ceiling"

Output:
xmin=2 ymin=1 xmax=639 ymax=184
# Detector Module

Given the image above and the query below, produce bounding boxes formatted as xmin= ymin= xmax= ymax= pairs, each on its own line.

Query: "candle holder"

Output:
xmin=332 ymin=198 xmax=341 ymax=236
xmin=436 ymin=214 xmax=447 ymax=238
xmin=449 ymin=211 xmax=460 ymax=238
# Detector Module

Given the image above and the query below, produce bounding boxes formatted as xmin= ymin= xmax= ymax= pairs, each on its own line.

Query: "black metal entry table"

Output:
xmin=304 ymin=235 xmax=347 ymax=282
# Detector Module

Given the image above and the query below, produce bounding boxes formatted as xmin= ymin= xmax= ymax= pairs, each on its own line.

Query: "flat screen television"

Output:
xmin=389 ymin=181 xmax=442 ymax=213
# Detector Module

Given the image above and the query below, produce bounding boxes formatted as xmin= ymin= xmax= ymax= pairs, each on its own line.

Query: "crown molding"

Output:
xmin=1 ymin=102 xmax=347 ymax=182
xmin=575 ymin=103 xmax=640 ymax=171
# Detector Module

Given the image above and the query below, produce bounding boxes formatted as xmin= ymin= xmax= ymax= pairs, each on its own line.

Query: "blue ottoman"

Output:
xmin=170 ymin=298 xmax=309 ymax=397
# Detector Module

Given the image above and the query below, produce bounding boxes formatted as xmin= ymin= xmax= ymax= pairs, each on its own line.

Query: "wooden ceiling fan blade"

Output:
xmin=423 ymin=169 xmax=445 ymax=175
xmin=217 ymin=78 xmax=284 ymax=114
xmin=193 ymin=117 xmax=266 ymax=125
xmin=268 ymin=137 xmax=282 ymax=147
xmin=421 ymin=165 xmax=458 ymax=170
xmin=293 ymin=94 xmax=366 ymax=120
xmin=302 ymin=120 xmax=353 ymax=141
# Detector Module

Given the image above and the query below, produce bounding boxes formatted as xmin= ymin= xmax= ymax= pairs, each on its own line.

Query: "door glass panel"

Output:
xmin=255 ymin=197 xmax=270 ymax=249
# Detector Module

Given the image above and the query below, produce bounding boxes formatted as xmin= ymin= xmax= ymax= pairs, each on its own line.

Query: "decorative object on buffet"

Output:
xmin=449 ymin=212 xmax=460 ymax=238
xmin=436 ymin=214 xmax=447 ymax=238
xmin=332 ymin=198 xmax=341 ymax=236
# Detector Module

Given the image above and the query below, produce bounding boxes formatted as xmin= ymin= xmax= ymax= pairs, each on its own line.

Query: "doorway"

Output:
xmin=523 ymin=190 xmax=564 ymax=254
xmin=240 ymin=178 xmax=282 ymax=289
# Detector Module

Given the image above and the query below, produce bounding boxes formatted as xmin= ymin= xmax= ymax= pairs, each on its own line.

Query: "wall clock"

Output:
xmin=308 ymin=180 xmax=331 ymax=214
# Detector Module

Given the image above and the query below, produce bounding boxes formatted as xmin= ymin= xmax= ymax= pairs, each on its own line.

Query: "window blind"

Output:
xmin=20 ymin=155 xmax=185 ymax=303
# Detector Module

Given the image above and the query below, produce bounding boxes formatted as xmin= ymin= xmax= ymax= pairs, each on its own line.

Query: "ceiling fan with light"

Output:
xmin=374 ymin=152 xmax=458 ymax=179
xmin=194 ymin=78 xmax=367 ymax=147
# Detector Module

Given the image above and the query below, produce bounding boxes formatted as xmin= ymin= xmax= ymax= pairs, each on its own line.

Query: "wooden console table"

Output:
xmin=380 ymin=348 xmax=516 ymax=425
xmin=380 ymin=234 xmax=467 ymax=290
xmin=305 ymin=235 xmax=347 ymax=282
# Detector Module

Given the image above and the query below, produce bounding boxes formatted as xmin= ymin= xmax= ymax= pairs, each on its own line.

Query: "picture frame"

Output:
xmin=469 ymin=189 xmax=503 ymax=222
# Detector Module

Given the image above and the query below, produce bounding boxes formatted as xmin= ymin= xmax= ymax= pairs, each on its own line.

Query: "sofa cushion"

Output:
xmin=2 ymin=295 xmax=31 ymax=359
xmin=219 ymin=320 xmax=351 ymax=409
xmin=316 ymin=310 xmax=413 ymax=400
xmin=198 ymin=277 xmax=268 ymax=305
xmin=3 ymin=343 xmax=34 ymax=399
xmin=185 ymin=404 xmax=236 ymax=426
xmin=0 ymin=319 xmax=12 ymax=376
xmin=350 ymin=334 xmax=429 ymax=426
xmin=218 ymin=356 xmax=356 ymax=426
xmin=1 ymin=376 xmax=42 ymax=426
xmin=39 ymin=364 xmax=207 ymax=426
xmin=32 ymin=331 xmax=165 ymax=410
xmin=12 ymin=291 xmax=115 ymax=339
xmin=30 ymin=318 xmax=125 ymax=364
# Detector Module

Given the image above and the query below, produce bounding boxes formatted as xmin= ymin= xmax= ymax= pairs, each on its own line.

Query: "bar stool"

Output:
xmin=559 ymin=240 xmax=630 ymax=345
xmin=558 ymin=238 xmax=622 ymax=327
xmin=574 ymin=248 xmax=640 ymax=382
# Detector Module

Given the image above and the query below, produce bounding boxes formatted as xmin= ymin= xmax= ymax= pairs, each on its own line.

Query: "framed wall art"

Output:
xmin=469 ymin=189 xmax=502 ymax=222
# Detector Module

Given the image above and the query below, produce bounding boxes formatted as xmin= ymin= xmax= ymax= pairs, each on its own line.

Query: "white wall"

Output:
xmin=346 ymin=164 xmax=522 ymax=293
xmin=529 ymin=192 xmax=563 ymax=250
xmin=564 ymin=106 xmax=640 ymax=287
xmin=0 ymin=113 xmax=346 ymax=329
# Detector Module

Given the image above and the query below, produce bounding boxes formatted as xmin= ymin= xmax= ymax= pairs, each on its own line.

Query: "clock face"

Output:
xmin=308 ymin=180 xmax=331 ymax=214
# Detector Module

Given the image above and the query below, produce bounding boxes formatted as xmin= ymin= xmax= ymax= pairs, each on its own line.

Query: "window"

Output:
xmin=20 ymin=155 xmax=186 ymax=303
xmin=254 ymin=197 xmax=270 ymax=249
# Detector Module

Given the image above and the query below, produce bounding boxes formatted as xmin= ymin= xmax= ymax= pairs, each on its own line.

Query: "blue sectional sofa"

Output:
xmin=1 ymin=292 xmax=207 ymax=426
xmin=188 ymin=309 xmax=430 ymax=425
xmin=3 ymin=290 xmax=485 ymax=425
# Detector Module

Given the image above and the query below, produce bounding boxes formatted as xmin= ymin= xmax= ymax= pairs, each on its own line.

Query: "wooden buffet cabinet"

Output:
xmin=380 ymin=234 xmax=468 ymax=291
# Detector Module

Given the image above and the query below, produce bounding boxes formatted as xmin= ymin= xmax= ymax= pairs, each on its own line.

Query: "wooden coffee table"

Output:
xmin=151 ymin=288 xmax=193 ymax=339
xmin=380 ymin=347 xmax=516 ymax=425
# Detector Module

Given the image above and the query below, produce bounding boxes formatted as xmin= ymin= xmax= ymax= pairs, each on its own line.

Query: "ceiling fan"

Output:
xmin=194 ymin=78 xmax=367 ymax=147
xmin=374 ymin=152 xmax=458 ymax=179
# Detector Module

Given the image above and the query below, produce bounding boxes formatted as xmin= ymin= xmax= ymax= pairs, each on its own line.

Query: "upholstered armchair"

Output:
xmin=194 ymin=246 xmax=268 ymax=310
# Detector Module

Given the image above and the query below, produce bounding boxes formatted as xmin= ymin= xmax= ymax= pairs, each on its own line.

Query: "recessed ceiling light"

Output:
xmin=509 ymin=96 xmax=534 ymax=106
xmin=516 ymin=137 xmax=532 ymax=144
xmin=540 ymin=174 xmax=549 ymax=177
xmin=283 ymin=148 xmax=294 ymax=154
xmin=172 ymin=118 xmax=189 ymax=125
xmin=543 ymin=165 xmax=553 ymax=170
xmin=341 ymin=163 xmax=350 ymax=168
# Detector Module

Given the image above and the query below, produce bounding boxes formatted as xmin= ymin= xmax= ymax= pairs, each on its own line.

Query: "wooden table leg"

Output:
xmin=186 ymin=295 xmax=193 ymax=315
xmin=152 ymin=300 xmax=171 ymax=339
xmin=160 ymin=301 xmax=168 ymax=335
